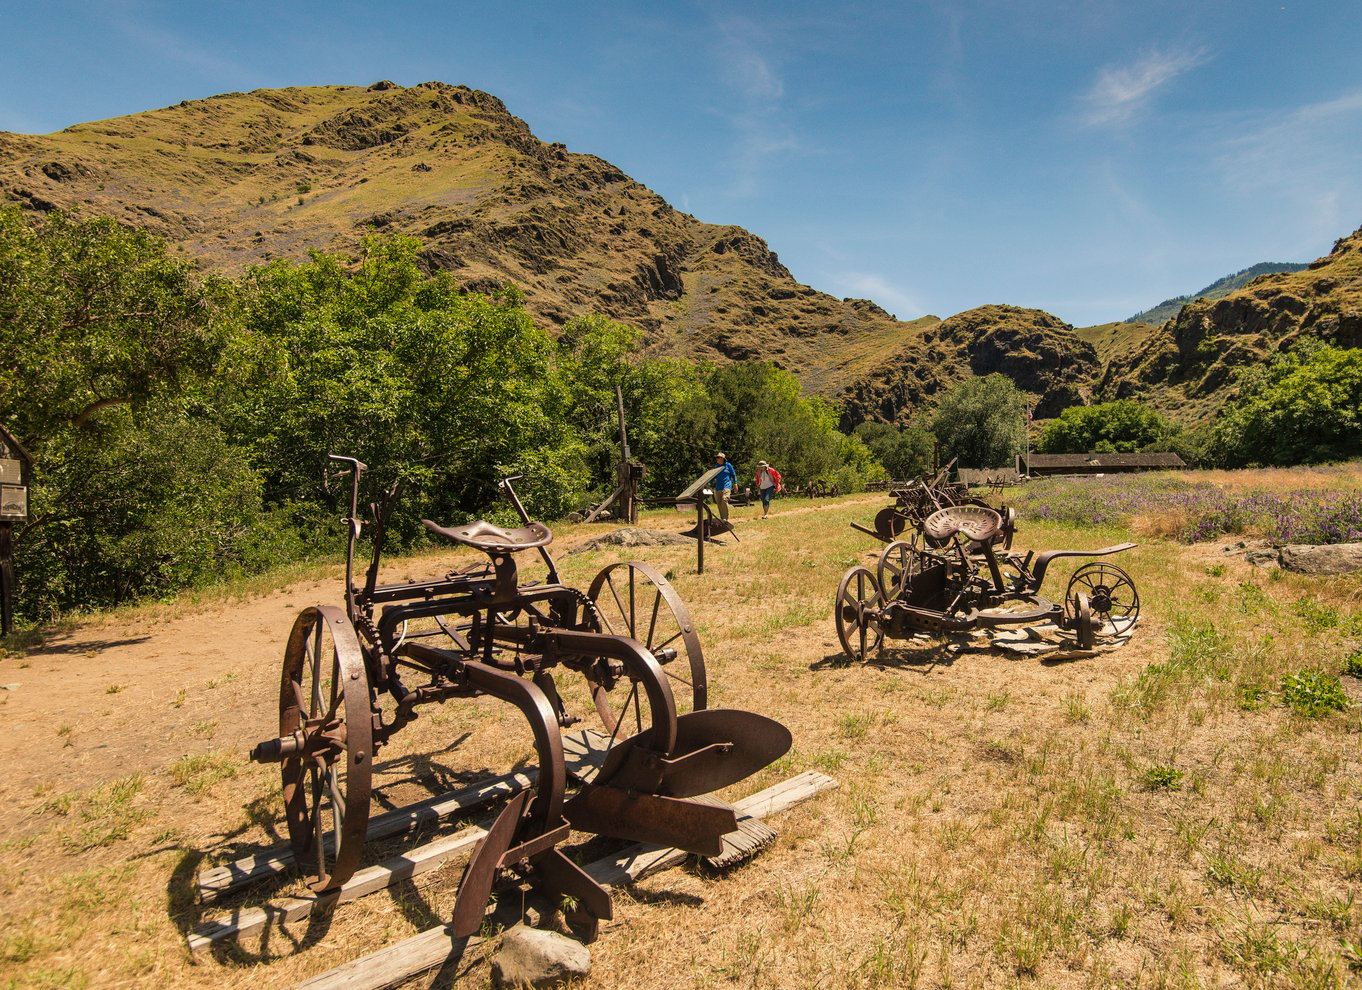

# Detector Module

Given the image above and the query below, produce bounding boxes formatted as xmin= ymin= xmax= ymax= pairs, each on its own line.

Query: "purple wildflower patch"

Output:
xmin=1008 ymin=475 xmax=1362 ymax=545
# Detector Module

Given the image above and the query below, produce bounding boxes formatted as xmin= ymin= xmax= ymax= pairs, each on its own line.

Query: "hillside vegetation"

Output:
xmin=0 ymin=83 xmax=1115 ymax=425
xmin=1127 ymin=261 xmax=1310 ymax=326
xmin=2 ymin=82 xmax=1360 ymax=430
xmin=1100 ymin=227 xmax=1362 ymax=422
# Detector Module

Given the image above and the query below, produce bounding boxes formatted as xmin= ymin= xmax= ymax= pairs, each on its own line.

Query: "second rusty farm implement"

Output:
xmin=836 ymin=502 xmax=1140 ymax=661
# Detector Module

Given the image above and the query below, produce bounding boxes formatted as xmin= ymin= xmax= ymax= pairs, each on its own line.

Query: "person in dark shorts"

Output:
xmin=754 ymin=460 xmax=782 ymax=518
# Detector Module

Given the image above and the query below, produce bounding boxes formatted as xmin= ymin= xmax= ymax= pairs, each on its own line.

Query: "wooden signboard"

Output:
xmin=0 ymin=486 xmax=26 ymax=522
xmin=0 ymin=424 xmax=32 ymax=634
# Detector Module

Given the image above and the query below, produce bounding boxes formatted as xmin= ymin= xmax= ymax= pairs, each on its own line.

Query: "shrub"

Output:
xmin=1280 ymin=671 xmax=1350 ymax=718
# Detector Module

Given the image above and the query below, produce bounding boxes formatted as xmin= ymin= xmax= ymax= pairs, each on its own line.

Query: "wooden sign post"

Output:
xmin=0 ymin=425 xmax=33 ymax=636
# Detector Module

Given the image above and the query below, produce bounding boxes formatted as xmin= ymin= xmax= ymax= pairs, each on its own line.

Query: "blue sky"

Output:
xmin=3 ymin=0 xmax=1360 ymax=326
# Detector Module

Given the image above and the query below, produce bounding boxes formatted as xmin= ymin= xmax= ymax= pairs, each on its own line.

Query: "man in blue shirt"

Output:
xmin=711 ymin=452 xmax=737 ymax=521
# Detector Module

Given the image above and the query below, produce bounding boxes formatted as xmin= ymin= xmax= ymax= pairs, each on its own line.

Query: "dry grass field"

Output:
xmin=1 ymin=478 xmax=1360 ymax=989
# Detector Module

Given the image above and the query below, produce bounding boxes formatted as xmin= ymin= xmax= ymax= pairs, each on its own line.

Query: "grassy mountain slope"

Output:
xmin=0 ymin=82 xmax=1099 ymax=423
xmin=839 ymin=304 xmax=1099 ymax=424
xmin=1097 ymin=226 xmax=1362 ymax=421
xmin=1127 ymin=261 xmax=1311 ymax=326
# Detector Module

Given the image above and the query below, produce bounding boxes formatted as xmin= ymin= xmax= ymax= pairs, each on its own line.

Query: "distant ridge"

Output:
xmin=1127 ymin=261 xmax=1309 ymax=325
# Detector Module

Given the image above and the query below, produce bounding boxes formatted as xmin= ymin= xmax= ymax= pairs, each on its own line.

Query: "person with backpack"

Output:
xmin=753 ymin=460 xmax=783 ymax=518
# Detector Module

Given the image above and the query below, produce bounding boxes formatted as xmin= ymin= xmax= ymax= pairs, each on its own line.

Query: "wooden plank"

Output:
xmin=560 ymin=728 xmax=611 ymax=783
xmin=190 ymin=825 xmax=488 ymax=952
xmin=291 ymin=771 xmax=837 ymax=990
xmin=197 ymin=769 xmax=535 ymax=903
xmin=294 ymin=929 xmax=482 ymax=990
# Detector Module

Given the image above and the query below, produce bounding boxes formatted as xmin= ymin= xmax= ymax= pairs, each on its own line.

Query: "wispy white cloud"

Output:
xmin=710 ymin=16 xmax=799 ymax=197
xmin=103 ymin=1 xmax=258 ymax=83
xmin=1213 ymin=88 xmax=1362 ymax=244
xmin=1082 ymin=46 xmax=1210 ymax=126
xmin=832 ymin=272 xmax=922 ymax=318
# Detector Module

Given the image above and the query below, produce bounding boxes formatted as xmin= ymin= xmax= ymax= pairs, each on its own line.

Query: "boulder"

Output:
xmin=1244 ymin=547 xmax=1281 ymax=568
xmin=492 ymin=924 xmax=591 ymax=989
xmin=1277 ymin=543 xmax=1362 ymax=575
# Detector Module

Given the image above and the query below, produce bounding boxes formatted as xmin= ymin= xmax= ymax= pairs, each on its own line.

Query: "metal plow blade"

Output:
xmin=598 ymin=709 xmax=793 ymax=798
xmin=562 ymin=786 xmax=738 ymax=856
xmin=450 ymin=790 xmax=528 ymax=938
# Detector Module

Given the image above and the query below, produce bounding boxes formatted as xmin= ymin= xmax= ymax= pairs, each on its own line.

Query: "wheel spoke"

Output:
xmin=605 ymin=576 xmax=629 ymax=632
xmin=653 ymin=629 xmax=684 ymax=653
xmin=645 ymin=592 xmax=662 ymax=650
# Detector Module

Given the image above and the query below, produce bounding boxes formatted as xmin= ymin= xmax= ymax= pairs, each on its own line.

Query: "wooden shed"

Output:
xmin=1016 ymin=451 xmax=1186 ymax=477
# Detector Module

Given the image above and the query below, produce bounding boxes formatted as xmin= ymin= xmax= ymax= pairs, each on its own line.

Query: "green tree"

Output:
xmin=1208 ymin=342 xmax=1362 ymax=466
xmin=853 ymin=421 xmax=935 ymax=479
xmin=552 ymin=315 xmax=701 ymax=503
xmin=1037 ymin=400 xmax=1173 ymax=454
xmin=658 ymin=361 xmax=878 ymax=492
xmin=930 ymin=374 xmax=1027 ymax=468
xmin=0 ymin=205 xmax=231 ymax=447
xmin=0 ymin=207 xmax=271 ymax=622
xmin=217 ymin=236 xmax=587 ymax=530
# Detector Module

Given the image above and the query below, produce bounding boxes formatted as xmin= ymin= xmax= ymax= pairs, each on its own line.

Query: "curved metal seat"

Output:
xmin=422 ymin=518 xmax=553 ymax=554
xmin=923 ymin=505 xmax=1002 ymax=544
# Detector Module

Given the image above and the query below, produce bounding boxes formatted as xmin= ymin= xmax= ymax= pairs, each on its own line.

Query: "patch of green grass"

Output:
xmin=1342 ymin=648 xmax=1362 ymax=678
xmin=1141 ymin=764 xmax=1185 ymax=791
xmin=1237 ymin=681 xmax=1270 ymax=711
xmin=168 ymin=752 xmax=238 ymax=794
xmin=1112 ymin=618 xmax=1232 ymax=717
xmin=836 ymin=711 xmax=876 ymax=739
xmin=1280 ymin=670 xmax=1350 ymax=718
xmin=65 ymin=775 xmax=153 ymax=849
xmin=1205 ymin=564 xmax=1227 ymax=577
xmin=1291 ymin=597 xmax=1340 ymax=634
xmin=1205 ymin=851 xmax=1263 ymax=894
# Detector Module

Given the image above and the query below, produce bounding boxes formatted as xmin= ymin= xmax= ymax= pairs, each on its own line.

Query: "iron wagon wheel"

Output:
xmin=835 ymin=566 xmax=883 ymax=662
xmin=279 ymin=605 xmax=373 ymax=893
xmin=586 ymin=560 xmax=706 ymax=733
xmin=1066 ymin=562 xmax=1140 ymax=639
xmin=876 ymin=537 xmax=925 ymax=601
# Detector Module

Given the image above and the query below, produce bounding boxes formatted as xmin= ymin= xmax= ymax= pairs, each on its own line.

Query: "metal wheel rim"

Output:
xmin=835 ymin=566 xmax=883 ymax=662
xmin=586 ymin=560 xmax=705 ymax=737
xmin=876 ymin=537 xmax=922 ymax=602
xmin=279 ymin=605 xmax=373 ymax=892
xmin=1067 ymin=562 xmax=1140 ymax=636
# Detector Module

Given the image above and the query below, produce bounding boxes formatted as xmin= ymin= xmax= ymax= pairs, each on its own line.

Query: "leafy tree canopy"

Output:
xmin=0 ymin=205 xmax=230 ymax=448
xmin=1208 ymin=342 xmax=1362 ymax=467
xmin=853 ymin=421 xmax=935 ymax=479
xmin=1036 ymin=400 xmax=1174 ymax=454
xmin=930 ymin=374 xmax=1027 ymax=468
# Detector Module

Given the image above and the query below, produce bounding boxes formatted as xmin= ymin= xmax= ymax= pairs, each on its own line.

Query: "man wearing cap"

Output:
xmin=753 ymin=460 xmax=783 ymax=518
xmin=711 ymin=453 xmax=737 ymax=521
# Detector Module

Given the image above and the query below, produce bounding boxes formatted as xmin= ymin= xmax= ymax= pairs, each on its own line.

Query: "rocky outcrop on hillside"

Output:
xmin=1098 ymin=226 xmax=1362 ymax=419
xmin=837 ymin=305 xmax=1098 ymax=425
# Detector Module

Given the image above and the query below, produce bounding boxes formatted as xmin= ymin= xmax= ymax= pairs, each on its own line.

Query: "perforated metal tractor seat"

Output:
xmin=922 ymin=505 xmax=1003 ymax=544
xmin=421 ymin=518 xmax=553 ymax=554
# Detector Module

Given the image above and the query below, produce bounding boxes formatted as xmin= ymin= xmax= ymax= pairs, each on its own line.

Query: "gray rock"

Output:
xmin=566 ymin=527 xmax=692 ymax=554
xmin=492 ymin=924 xmax=591 ymax=989
xmin=1277 ymin=542 xmax=1362 ymax=575
xmin=1245 ymin=548 xmax=1281 ymax=568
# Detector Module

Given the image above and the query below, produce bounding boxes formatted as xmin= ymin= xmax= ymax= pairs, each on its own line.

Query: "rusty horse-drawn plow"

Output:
xmin=248 ymin=456 xmax=791 ymax=938
xmin=837 ymin=500 xmax=1140 ymax=661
